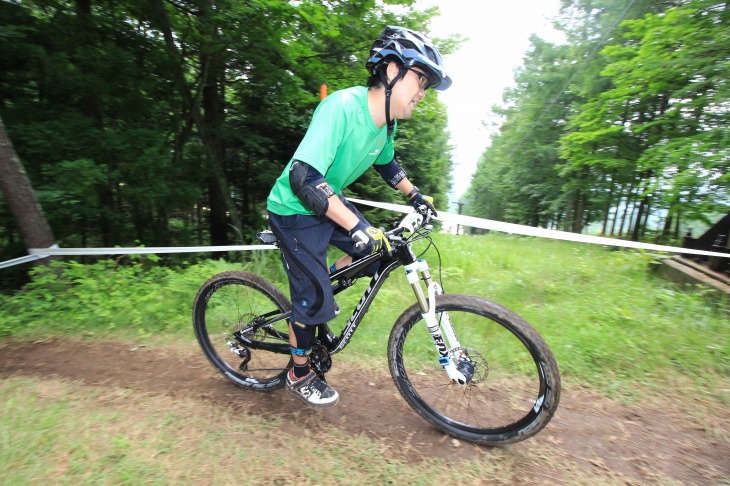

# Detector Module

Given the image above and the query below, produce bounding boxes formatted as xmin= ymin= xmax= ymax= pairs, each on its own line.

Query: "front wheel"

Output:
xmin=192 ymin=271 xmax=292 ymax=391
xmin=387 ymin=294 xmax=560 ymax=445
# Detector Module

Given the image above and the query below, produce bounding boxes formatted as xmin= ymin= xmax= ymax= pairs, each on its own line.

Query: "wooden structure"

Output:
xmin=683 ymin=213 xmax=730 ymax=274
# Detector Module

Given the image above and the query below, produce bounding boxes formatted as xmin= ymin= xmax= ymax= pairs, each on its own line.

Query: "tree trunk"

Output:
xmin=631 ymin=171 xmax=652 ymax=242
xmin=661 ymin=211 xmax=673 ymax=241
xmin=631 ymin=198 xmax=646 ymax=241
xmin=572 ymin=192 xmax=585 ymax=233
xmin=601 ymin=171 xmax=616 ymax=236
xmin=618 ymin=180 xmax=636 ymax=238
xmin=673 ymin=211 xmax=681 ymax=240
xmin=0 ymin=117 xmax=56 ymax=258
xmin=640 ymin=198 xmax=651 ymax=239
xmin=563 ymin=200 xmax=574 ymax=232
xmin=201 ymin=66 xmax=233 ymax=247
xmin=148 ymin=0 xmax=198 ymax=168
xmin=207 ymin=176 xmax=228 ymax=250
xmin=197 ymin=2 xmax=243 ymax=246
xmin=609 ymin=182 xmax=624 ymax=236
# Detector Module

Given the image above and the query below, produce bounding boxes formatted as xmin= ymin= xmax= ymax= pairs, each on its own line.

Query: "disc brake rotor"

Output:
xmin=449 ymin=347 xmax=489 ymax=384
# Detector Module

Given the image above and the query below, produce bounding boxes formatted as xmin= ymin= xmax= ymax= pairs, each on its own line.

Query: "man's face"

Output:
xmin=388 ymin=63 xmax=429 ymax=121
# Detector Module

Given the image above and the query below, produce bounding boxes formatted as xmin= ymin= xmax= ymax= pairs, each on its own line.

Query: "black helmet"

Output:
xmin=367 ymin=26 xmax=452 ymax=91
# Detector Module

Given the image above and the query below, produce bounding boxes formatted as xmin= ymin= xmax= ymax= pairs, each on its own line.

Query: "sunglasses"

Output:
xmin=409 ymin=68 xmax=430 ymax=91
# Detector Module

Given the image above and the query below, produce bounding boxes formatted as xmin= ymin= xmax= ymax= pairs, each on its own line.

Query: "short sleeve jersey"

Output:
xmin=267 ymin=86 xmax=395 ymax=216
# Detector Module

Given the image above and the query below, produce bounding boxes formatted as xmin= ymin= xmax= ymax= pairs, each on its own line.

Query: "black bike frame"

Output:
xmin=234 ymin=240 xmax=420 ymax=356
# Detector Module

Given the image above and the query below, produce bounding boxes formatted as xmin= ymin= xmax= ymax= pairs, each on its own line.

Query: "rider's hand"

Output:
xmin=349 ymin=221 xmax=392 ymax=256
xmin=410 ymin=189 xmax=437 ymax=218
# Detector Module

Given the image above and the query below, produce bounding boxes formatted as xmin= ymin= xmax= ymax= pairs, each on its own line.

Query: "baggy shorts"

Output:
xmin=267 ymin=197 xmax=374 ymax=326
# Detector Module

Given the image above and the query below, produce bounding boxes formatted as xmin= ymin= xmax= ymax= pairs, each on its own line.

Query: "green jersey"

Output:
xmin=267 ymin=86 xmax=395 ymax=216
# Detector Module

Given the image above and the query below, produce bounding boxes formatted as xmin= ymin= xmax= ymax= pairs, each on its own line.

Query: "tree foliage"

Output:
xmin=0 ymin=0 xmax=454 ymax=274
xmin=465 ymin=0 xmax=728 ymax=241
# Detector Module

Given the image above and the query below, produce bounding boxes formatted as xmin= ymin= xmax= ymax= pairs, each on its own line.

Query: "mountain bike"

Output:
xmin=192 ymin=209 xmax=561 ymax=445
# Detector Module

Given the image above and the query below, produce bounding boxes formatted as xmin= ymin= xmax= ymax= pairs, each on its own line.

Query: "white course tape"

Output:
xmin=0 ymin=253 xmax=50 ymax=270
xmin=0 ymin=244 xmax=58 ymax=270
xmin=348 ymin=198 xmax=730 ymax=259
xmin=0 ymin=198 xmax=726 ymax=271
xmin=26 ymin=244 xmax=276 ymax=257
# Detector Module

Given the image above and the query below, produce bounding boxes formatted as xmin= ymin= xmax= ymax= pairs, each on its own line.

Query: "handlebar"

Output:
xmin=352 ymin=208 xmax=434 ymax=253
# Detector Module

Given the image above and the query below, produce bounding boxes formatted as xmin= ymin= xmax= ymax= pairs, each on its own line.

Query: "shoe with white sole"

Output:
xmin=286 ymin=369 xmax=339 ymax=409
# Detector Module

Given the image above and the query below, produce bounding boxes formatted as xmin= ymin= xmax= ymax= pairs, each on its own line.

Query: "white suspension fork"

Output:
xmin=404 ymin=259 xmax=468 ymax=385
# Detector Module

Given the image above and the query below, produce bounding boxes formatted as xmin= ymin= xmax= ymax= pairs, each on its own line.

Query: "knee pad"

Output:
xmin=290 ymin=321 xmax=316 ymax=356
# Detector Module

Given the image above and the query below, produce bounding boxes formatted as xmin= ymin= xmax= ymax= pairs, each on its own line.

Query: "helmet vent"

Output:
xmin=399 ymin=40 xmax=418 ymax=51
xmin=424 ymin=46 xmax=437 ymax=64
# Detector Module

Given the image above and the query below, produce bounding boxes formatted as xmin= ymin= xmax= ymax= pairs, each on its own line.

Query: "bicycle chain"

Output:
xmin=240 ymin=367 xmax=288 ymax=372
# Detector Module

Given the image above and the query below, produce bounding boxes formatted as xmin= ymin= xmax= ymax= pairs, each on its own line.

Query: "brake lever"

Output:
xmin=388 ymin=235 xmax=406 ymax=246
xmin=415 ymin=207 xmax=436 ymax=225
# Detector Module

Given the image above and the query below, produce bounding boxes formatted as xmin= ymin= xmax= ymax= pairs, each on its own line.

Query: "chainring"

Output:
xmin=309 ymin=342 xmax=333 ymax=380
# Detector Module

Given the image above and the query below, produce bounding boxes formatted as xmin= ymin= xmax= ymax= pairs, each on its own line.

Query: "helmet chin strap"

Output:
xmin=379 ymin=67 xmax=407 ymax=139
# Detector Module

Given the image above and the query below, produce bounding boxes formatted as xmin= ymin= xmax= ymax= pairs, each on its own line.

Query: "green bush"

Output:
xmin=0 ymin=256 xmax=234 ymax=339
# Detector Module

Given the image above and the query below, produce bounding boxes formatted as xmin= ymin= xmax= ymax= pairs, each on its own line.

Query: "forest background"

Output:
xmin=0 ymin=0 xmax=728 ymax=291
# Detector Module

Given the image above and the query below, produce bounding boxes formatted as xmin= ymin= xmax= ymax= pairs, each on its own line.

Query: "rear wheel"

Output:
xmin=388 ymin=294 xmax=560 ymax=445
xmin=193 ymin=271 xmax=292 ymax=391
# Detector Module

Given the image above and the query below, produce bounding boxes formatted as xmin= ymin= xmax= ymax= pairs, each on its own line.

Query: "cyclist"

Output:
xmin=266 ymin=26 xmax=451 ymax=408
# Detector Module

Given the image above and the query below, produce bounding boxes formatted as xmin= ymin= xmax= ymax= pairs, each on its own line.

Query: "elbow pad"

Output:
xmin=289 ymin=160 xmax=335 ymax=217
xmin=374 ymin=157 xmax=408 ymax=189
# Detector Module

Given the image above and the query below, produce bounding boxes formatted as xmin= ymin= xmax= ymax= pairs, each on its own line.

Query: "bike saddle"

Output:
xmin=256 ymin=230 xmax=278 ymax=245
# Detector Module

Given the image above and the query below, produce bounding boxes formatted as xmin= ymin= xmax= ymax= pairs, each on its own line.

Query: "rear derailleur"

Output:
xmin=226 ymin=338 xmax=252 ymax=370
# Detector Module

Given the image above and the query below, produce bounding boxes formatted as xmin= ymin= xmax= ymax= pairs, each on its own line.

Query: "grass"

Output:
xmin=1 ymin=232 xmax=727 ymax=399
xmin=0 ymin=376 xmax=512 ymax=485
xmin=0 ymin=232 xmax=728 ymax=484
xmin=338 ymin=234 xmax=728 ymax=400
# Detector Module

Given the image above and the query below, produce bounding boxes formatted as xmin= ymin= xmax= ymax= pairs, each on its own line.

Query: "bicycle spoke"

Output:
xmin=389 ymin=294 xmax=560 ymax=444
xmin=193 ymin=271 xmax=292 ymax=391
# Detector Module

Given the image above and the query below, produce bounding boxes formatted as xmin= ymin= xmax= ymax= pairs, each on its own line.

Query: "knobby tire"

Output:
xmin=192 ymin=271 xmax=292 ymax=391
xmin=387 ymin=293 xmax=560 ymax=445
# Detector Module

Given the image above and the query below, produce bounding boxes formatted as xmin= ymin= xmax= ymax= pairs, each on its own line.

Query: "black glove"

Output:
xmin=409 ymin=186 xmax=437 ymax=218
xmin=349 ymin=221 xmax=392 ymax=256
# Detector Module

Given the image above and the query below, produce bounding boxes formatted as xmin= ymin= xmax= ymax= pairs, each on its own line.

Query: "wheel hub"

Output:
xmin=450 ymin=347 xmax=489 ymax=384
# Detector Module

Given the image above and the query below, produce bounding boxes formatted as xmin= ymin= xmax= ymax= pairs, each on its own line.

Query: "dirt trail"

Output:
xmin=1 ymin=339 xmax=727 ymax=484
